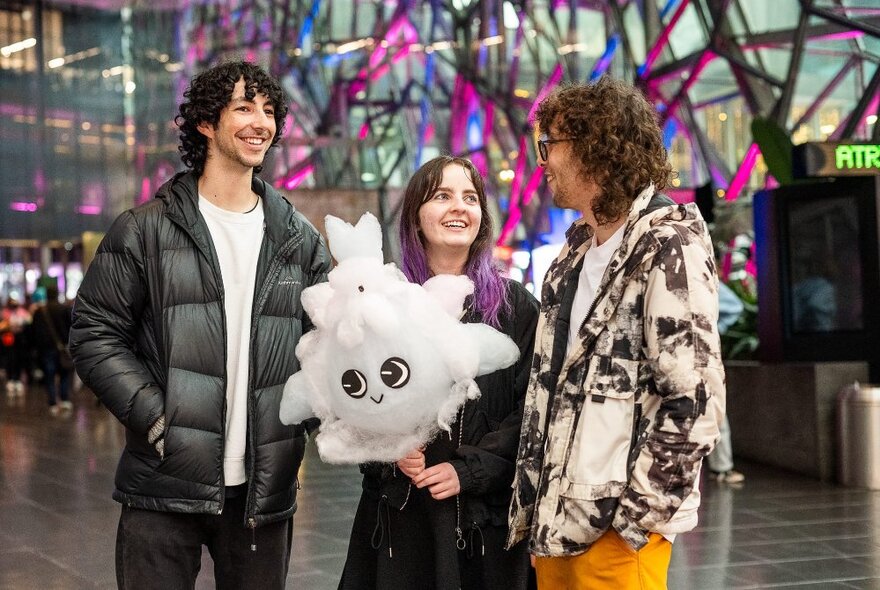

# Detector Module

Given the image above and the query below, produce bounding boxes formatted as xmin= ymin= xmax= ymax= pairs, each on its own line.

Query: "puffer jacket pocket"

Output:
xmin=564 ymin=356 xmax=639 ymax=487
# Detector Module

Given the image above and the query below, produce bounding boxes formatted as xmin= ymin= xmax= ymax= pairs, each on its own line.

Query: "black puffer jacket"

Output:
xmin=69 ymin=171 xmax=330 ymax=526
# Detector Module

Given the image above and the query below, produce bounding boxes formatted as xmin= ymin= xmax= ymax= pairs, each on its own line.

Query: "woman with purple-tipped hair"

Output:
xmin=338 ymin=156 xmax=539 ymax=590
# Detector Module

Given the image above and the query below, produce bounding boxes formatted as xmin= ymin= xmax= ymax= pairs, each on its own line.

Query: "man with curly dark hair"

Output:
xmin=70 ymin=61 xmax=330 ymax=589
xmin=508 ymin=77 xmax=725 ymax=589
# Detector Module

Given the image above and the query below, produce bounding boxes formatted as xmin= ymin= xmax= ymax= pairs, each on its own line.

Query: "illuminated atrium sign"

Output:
xmin=794 ymin=142 xmax=880 ymax=178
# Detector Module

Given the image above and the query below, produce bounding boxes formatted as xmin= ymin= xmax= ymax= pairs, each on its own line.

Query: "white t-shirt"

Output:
xmin=566 ymin=224 xmax=626 ymax=357
xmin=564 ymin=221 xmax=680 ymax=543
xmin=199 ymin=194 xmax=264 ymax=486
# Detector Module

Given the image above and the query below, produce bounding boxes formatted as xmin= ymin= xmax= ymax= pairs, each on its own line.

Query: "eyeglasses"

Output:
xmin=536 ymin=135 xmax=576 ymax=161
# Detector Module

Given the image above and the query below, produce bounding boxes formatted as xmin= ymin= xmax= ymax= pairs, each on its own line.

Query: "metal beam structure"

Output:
xmin=3 ymin=0 xmax=879 ymax=247
xmin=168 ymin=0 xmax=879 ymax=236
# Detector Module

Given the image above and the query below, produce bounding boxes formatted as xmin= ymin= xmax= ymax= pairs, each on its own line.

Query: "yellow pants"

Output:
xmin=534 ymin=529 xmax=672 ymax=590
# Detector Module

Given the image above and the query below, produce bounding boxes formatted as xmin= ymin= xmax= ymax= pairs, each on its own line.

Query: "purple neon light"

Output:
xmin=10 ymin=202 xmax=38 ymax=212
xmin=725 ymin=143 xmax=759 ymax=201
xmin=590 ymin=34 xmax=619 ymax=81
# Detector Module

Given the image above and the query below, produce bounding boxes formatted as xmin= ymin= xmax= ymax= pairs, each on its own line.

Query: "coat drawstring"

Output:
xmin=466 ymin=523 xmax=485 ymax=558
xmin=372 ymin=495 xmax=393 ymax=558
xmin=371 ymin=484 xmax=411 ymax=559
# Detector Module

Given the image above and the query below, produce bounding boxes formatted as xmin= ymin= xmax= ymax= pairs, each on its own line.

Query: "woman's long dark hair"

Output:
xmin=398 ymin=156 xmax=509 ymax=327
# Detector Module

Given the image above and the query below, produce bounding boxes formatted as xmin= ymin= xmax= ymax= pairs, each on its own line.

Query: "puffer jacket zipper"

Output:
xmin=244 ymin=230 xmax=304 ymax=539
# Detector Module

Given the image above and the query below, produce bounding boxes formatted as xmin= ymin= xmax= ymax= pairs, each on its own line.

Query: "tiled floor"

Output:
xmin=2 ymin=382 xmax=880 ymax=589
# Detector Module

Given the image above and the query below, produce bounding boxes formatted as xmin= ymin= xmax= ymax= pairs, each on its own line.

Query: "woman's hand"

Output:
xmin=396 ymin=449 xmax=426 ymax=479
xmin=412 ymin=462 xmax=461 ymax=500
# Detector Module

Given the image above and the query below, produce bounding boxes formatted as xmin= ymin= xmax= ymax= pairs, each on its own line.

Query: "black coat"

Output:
xmin=69 ymin=171 xmax=330 ymax=526
xmin=339 ymin=279 xmax=539 ymax=590
xmin=31 ymin=301 xmax=72 ymax=353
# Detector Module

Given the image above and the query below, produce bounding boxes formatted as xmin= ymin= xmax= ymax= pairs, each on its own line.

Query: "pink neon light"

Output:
xmin=350 ymin=45 xmax=413 ymax=95
xmin=498 ymin=208 xmax=522 ymax=246
xmin=661 ymin=51 xmax=715 ymax=123
xmin=10 ymin=202 xmax=38 ymax=212
xmin=831 ymin=93 xmax=880 ymax=140
xmin=497 ymin=138 xmax=531 ymax=245
xmin=483 ymin=101 xmax=495 ymax=153
xmin=725 ymin=143 xmax=759 ymax=201
xmin=280 ymin=164 xmax=314 ymax=190
xmin=349 ymin=15 xmax=419 ymax=97
xmin=641 ymin=0 xmax=690 ymax=77
xmin=528 ymin=65 xmax=563 ymax=124
xmin=450 ymin=77 xmax=476 ymax=152
xmin=139 ymin=177 xmax=152 ymax=205
xmin=358 ymin=124 xmax=369 ymax=140
xmin=665 ymin=188 xmax=696 ymax=204
xmin=497 ymin=168 xmax=545 ymax=245
xmin=520 ymin=167 xmax=544 ymax=205
xmin=77 ymin=205 xmax=102 ymax=215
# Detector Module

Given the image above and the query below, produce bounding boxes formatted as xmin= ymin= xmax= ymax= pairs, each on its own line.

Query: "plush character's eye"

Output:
xmin=380 ymin=357 xmax=410 ymax=389
xmin=341 ymin=369 xmax=368 ymax=398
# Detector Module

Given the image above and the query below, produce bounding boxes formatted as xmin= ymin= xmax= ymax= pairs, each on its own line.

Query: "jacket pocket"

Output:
xmin=563 ymin=356 xmax=639 ymax=486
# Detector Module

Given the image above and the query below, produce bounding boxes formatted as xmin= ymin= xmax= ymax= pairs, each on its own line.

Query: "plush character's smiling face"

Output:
xmin=342 ymin=356 xmax=410 ymax=401
xmin=326 ymin=325 xmax=464 ymax=435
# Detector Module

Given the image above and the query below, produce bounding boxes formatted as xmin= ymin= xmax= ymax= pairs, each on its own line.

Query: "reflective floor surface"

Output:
xmin=2 ymin=383 xmax=880 ymax=589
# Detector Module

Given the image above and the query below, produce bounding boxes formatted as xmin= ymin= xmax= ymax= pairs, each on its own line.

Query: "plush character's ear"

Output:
xmin=325 ymin=213 xmax=383 ymax=263
xmin=422 ymin=274 xmax=474 ymax=317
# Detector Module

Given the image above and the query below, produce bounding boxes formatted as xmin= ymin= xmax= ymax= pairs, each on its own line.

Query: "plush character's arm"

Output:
xmin=279 ymin=371 xmax=318 ymax=425
xmin=423 ymin=274 xmax=474 ymax=317
xmin=301 ymin=282 xmax=334 ymax=330
xmin=465 ymin=323 xmax=520 ymax=375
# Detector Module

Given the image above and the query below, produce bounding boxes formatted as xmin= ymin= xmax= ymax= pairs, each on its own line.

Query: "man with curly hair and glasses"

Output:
xmin=508 ymin=77 xmax=725 ymax=589
xmin=70 ymin=61 xmax=330 ymax=589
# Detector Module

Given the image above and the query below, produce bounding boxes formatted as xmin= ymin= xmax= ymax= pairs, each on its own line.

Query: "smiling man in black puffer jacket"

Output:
xmin=69 ymin=61 xmax=330 ymax=590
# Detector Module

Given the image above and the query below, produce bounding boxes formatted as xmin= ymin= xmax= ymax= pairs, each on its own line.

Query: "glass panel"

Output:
xmin=787 ymin=195 xmax=864 ymax=333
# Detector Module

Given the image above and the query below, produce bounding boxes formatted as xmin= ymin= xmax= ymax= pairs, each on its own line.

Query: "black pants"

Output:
xmin=115 ymin=492 xmax=293 ymax=590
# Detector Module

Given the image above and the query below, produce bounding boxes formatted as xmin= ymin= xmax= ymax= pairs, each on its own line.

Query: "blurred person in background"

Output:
xmin=2 ymin=295 xmax=32 ymax=397
xmin=31 ymin=285 xmax=73 ymax=415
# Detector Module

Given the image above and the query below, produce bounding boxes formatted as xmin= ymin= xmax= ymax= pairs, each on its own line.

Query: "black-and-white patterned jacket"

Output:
xmin=507 ymin=187 xmax=725 ymax=556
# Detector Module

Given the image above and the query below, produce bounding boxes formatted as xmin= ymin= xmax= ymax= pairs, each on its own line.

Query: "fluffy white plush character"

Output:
xmin=280 ymin=212 xmax=520 ymax=464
